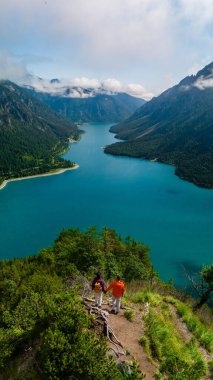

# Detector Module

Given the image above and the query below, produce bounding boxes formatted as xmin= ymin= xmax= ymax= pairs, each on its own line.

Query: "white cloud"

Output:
xmin=0 ymin=51 xmax=152 ymax=98
xmin=194 ymin=76 xmax=213 ymax=90
xmin=0 ymin=1 xmax=213 ymax=91
xmin=25 ymin=76 xmax=153 ymax=99
xmin=69 ymin=77 xmax=100 ymax=89
xmin=0 ymin=0 xmax=176 ymax=69
xmin=178 ymin=0 xmax=213 ymax=28
xmin=125 ymin=83 xmax=153 ymax=99
xmin=102 ymin=79 xmax=153 ymax=99
xmin=102 ymin=79 xmax=124 ymax=93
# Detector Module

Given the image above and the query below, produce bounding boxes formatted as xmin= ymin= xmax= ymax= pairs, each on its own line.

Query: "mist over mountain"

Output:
xmin=20 ymin=75 xmax=152 ymax=99
xmin=105 ymin=62 xmax=213 ymax=189
xmin=19 ymin=76 xmax=147 ymax=122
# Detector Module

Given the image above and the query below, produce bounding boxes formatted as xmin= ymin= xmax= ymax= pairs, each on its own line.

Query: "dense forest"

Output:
xmin=0 ymin=227 xmax=212 ymax=379
xmin=0 ymin=81 xmax=81 ymax=184
xmin=105 ymin=63 xmax=213 ymax=189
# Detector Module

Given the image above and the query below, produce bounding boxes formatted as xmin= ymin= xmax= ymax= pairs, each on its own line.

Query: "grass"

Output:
xmin=145 ymin=307 xmax=207 ymax=379
xmin=124 ymin=309 xmax=135 ymax=322
xmin=127 ymin=290 xmax=209 ymax=379
xmin=124 ymin=289 xmax=212 ymax=378
xmin=127 ymin=290 xmax=213 ymax=353
xmin=209 ymin=359 xmax=213 ymax=378
xmin=164 ymin=296 xmax=213 ymax=353
xmin=127 ymin=290 xmax=161 ymax=306
xmin=138 ymin=336 xmax=153 ymax=363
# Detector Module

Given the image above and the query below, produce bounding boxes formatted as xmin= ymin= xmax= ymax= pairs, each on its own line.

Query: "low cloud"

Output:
xmin=24 ymin=76 xmax=153 ymax=100
xmin=102 ymin=79 xmax=153 ymax=99
xmin=194 ymin=76 xmax=213 ymax=89
xmin=68 ymin=77 xmax=100 ymax=89
xmin=193 ymin=64 xmax=213 ymax=89
xmin=185 ymin=63 xmax=213 ymax=90
xmin=0 ymin=52 xmax=153 ymax=99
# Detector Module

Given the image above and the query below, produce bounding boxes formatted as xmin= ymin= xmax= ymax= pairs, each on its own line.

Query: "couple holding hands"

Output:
xmin=92 ymin=273 xmax=125 ymax=314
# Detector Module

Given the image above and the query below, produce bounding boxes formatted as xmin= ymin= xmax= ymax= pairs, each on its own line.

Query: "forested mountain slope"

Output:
xmin=0 ymin=81 xmax=80 ymax=181
xmin=105 ymin=63 xmax=213 ymax=188
xmin=27 ymin=87 xmax=145 ymax=123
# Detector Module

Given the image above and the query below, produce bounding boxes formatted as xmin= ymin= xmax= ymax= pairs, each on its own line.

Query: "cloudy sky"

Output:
xmin=0 ymin=0 xmax=213 ymax=98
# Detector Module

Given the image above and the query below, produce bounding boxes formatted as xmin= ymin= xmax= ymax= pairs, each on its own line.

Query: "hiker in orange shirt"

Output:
xmin=105 ymin=274 xmax=125 ymax=314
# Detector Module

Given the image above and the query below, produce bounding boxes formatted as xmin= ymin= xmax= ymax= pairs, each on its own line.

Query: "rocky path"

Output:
xmin=85 ymin=293 xmax=212 ymax=380
xmin=108 ymin=306 xmax=156 ymax=380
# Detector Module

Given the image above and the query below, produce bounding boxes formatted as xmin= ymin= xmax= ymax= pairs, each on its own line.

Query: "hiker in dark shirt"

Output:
xmin=92 ymin=273 xmax=105 ymax=307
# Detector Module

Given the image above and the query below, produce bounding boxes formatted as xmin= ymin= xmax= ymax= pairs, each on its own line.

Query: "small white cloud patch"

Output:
xmin=194 ymin=76 xmax=213 ymax=90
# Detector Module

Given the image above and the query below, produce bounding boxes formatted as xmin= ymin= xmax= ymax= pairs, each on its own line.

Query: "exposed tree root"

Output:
xmin=84 ymin=299 xmax=126 ymax=357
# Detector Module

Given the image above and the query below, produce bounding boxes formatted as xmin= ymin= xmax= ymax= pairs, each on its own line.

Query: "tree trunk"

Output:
xmin=195 ymin=288 xmax=212 ymax=309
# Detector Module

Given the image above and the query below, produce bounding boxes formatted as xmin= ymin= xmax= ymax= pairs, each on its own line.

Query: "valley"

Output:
xmin=0 ymin=122 xmax=212 ymax=290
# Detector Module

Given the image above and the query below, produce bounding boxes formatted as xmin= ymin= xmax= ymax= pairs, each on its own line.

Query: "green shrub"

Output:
xmin=39 ymin=293 xmax=141 ymax=379
xmin=122 ymin=256 xmax=148 ymax=282
xmin=0 ymin=327 xmax=26 ymax=368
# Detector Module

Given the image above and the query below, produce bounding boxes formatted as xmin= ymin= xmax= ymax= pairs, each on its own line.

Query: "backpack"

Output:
xmin=94 ymin=281 xmax=102 ymax=293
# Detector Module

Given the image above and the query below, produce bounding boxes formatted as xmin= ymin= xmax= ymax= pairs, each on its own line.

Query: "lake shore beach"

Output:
xmin=0 ymin=164 xmax=79 ymax=191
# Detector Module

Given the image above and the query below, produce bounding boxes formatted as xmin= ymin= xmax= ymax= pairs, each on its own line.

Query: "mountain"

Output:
xmin=32 ymin=92 xmax=145 ymax=123
xmin=0 ymin=226 xmax=212 ymax=380
xmin=105 ymin=63 xmax=213 ymax=189
xmin=0 ymin=80 xmax=80 ymax=181
xmin=23 ymin=78 xmax=145 ymax=122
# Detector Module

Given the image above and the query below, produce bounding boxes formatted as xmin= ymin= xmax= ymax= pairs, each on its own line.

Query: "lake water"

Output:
xmin=0 ymin=122 xmax=212 ymax=288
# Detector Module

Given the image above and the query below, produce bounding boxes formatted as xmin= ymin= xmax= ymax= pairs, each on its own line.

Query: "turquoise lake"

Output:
xmin=0 ymin=122 xmax=212 ymax=288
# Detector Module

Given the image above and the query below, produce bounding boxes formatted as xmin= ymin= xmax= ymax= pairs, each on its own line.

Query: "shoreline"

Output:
xmin=104 ymin=147 xmax=213 ymax=190
xmin=0 ymin=164 xmax=79 ymax=191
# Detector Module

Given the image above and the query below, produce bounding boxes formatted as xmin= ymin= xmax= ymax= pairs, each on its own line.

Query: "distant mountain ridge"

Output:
xmin=30 ymin=91 xmax=145 ymax=123
xmin=21 ymin=77 xmax=146 ymax=122
xmin=105 ymin=62 xmax=213 ymax=189
xmin=0 ymin=80 xmax=80 ymax=181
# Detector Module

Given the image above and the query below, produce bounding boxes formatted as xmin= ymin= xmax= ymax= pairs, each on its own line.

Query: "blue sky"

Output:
xmin=0 ymin=0 xmax=213 ymax=98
